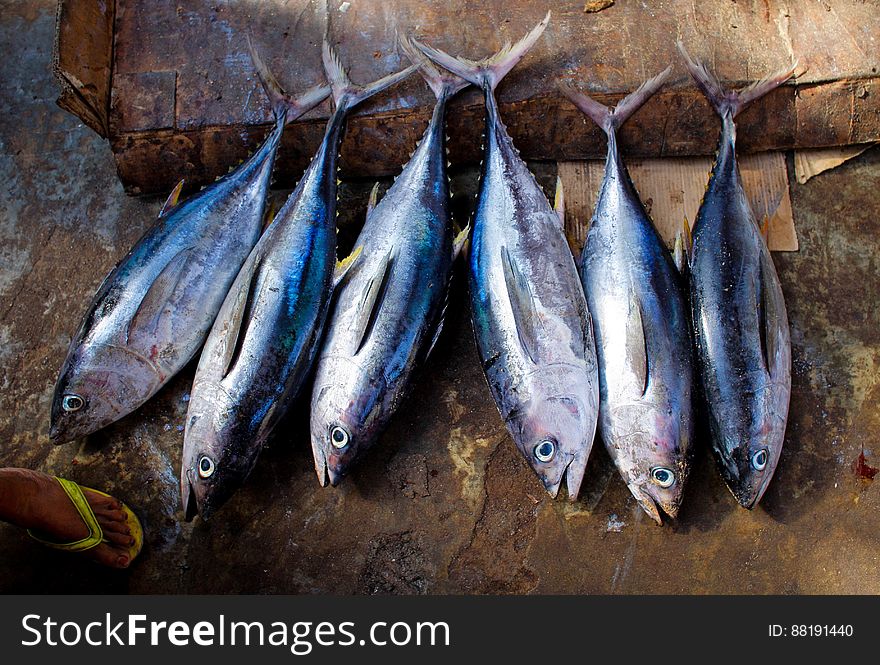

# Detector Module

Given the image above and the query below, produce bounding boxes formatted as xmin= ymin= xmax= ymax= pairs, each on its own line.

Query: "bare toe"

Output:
xmin=87 ymin=543 xmax=130 ymax=569
xmin=103 ymin=529 xmax=136 ymax=548
xmin=93 ymin=508 xmax=126 ymax=524
xmin=100 ymin=518 xmax=131 ymax=536
xmin=82 ymin=490 xmax=118 ymax=510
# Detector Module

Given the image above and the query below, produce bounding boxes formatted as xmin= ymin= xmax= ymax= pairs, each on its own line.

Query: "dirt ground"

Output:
xmin=1 ymin=1 xmax=878 ymax=594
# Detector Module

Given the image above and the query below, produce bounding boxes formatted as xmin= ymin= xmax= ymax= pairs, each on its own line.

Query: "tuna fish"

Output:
xmin=309 ymin=37 xmax=468 ymax=486
xmin=560 ymin=69 xmax=695 ymax=524
xmin=48 ymin=45 xmax=330 ymax=444
xmin=180 ymin=43 xmax=417 ymax=520
xmin=678 ymin=43 xmax=794 ymax=508
xmin=415 ymin=12 xmax=600 ymax=500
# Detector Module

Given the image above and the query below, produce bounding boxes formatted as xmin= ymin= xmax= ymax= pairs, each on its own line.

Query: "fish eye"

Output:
xmin=533 ymin=439 xmax=556 ymax=463
xmin=751 ymin=448 xmax=768 ymax=471
xmin=61 ymin=394 xmax=85 ymax=412
xmin=651 ymin=467 xmax=676 ymax=488
xmin=330 ymin=425 xmax=350 ymax=449
xmin=198 ymin=456 xmax=215 ymax=479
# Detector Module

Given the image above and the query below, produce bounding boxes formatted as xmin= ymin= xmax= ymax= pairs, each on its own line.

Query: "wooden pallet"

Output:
xmin=55 ymin=0 xmax=880 ymax=195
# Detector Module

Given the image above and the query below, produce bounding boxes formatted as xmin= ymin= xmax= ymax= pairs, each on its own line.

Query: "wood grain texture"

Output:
xmin=558 ymin=151 xmax=797 ymax=254
xmin=54 ymin=0 xmax=116 ymax=137
xmin=58 ymin=0 xmax=880 ymax=193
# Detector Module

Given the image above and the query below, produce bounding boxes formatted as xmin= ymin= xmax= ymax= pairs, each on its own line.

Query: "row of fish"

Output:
xmin=48 ymin=12 xmax=792 ymax=524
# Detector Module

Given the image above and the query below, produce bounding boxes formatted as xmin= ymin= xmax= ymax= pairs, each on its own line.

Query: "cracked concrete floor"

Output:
xmin=1 ymin=2 xmax=879 ymax=594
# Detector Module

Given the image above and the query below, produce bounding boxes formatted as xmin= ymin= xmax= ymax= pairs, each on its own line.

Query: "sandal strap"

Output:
xmin=27 ymin=477 xmax=105 ymax=552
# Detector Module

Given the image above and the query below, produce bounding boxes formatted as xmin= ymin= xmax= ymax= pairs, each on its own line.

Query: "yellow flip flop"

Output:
xmin=27 ymin=477 xmax=143 ymax=565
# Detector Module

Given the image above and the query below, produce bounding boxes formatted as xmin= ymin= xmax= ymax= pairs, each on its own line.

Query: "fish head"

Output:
xmin=180 ymin=383 xmax=259 ymax=521
xmin=605 ymin=402 xmax=693 ymax=524
xmin=716 ymin=414 xmax=785 ymax=510
xmin=49 ymin=344 xmax=163 ymax=444
xmin=310 ymin=356 xmax=388 ymax=487
xmin=508 ymin=389 xmax=595 ymax=502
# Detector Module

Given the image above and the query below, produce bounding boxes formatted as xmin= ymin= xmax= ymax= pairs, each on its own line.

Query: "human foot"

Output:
xmin=0 ymin=468 xmax=140 ymax=568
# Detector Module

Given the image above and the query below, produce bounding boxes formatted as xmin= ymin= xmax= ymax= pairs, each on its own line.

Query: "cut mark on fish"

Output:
xmin=125 ymin=246 xmax=193 ymax=346
xmin=501 ymin=245 xmax=541 ymax=365
xmin=221 ymin=255 xmax=264 ymax=378
xmin=353 ymin=248 xmax=395 ymax=356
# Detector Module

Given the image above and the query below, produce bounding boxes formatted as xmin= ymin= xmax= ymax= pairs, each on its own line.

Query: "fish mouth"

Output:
xmin=182 ymin=472 xmax=202 ymax=522
xmin=563 ymin=454 xmax=589 ymax=502
xmin=541 ymin=453 xmax=587 ymax=501
xmin=48 ymin=416 xmax=79 ymax=445
xmin=48 ymin=422 xmax=65 ymax=445
xmin=736 ymin=479 xmax=770 ymax=510
xmin=632 ymin=487 xmax=676 ymax=526
xmin=314 ymin=452 xmax=340 ymax=488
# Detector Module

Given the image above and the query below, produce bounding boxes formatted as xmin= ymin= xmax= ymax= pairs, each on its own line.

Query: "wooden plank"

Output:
xmin=62 ymin=1 xmax=880 ymax=193
xmin=54 ymin=0 xmax=116 ymax=137
xmin=558 ymin=152 xmax=797 ymax=253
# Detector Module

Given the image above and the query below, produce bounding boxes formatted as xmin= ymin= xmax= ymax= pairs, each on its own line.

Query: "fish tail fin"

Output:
xmin=559 ymin=66 xmax=671 ymax=135
xmin=248 ymin=35 xmax=331 ymax=124
xmin=677 ymin=41 xmax=796 ymax=118
xmin=322 ymin=39 xmax=419 ymax=113
xmin=399 ymin=33 xmax=468 ymax=100
xmin=412 ymin=11 xmax=550 ymax=92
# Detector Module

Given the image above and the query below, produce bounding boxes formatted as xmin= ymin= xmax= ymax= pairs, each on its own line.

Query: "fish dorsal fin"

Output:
xmin=125 ymin=247 xmax=192 ymax=345
xmin=219 ymin=255 xmax=263 ymax=379
xmin=554 ymin=176 xmax=565 ymax=227
xmin=624 ymin=293 xmax=649 ymax=397
xmin=452 ymin=223 xmax=470 ymax=261
xmin=501 ymin=246 xmax=541 ymax=364
xmin=352 ymin=249 xmax=395 ymax=355
xmin=366 ymin=182 xmax=381 ymax=218
xmin=159 ymin=180 xmax=185 ymax=218
xmin=334 ymin=246 xmax=364 ymax=289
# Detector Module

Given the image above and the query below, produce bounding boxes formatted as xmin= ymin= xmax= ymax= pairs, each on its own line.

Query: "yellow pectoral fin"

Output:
xmin=334 ymin=245 xmax=364 ymax=288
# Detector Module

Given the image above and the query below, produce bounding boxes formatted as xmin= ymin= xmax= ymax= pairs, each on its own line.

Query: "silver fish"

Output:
xmin=679 ymin=43 xmax=794 ymax=508
xmin=416 ymin=12 xmax=600 ymax=500
xmin=181 ymin=43 xmax=418 ymax=520
xmin=49 ymin=45 xmax=330 ymax=444
xmin=561 ymin=69 xmax=696 ymax=524
xmin=309 ymin=37 xmax=468 ymax=486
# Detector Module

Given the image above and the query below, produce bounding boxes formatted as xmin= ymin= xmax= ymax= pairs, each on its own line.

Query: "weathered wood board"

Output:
xmin=559 ymin=152 xmax=797 ymax=255
xmin=55 ymin=0 xmax=880 ymax=194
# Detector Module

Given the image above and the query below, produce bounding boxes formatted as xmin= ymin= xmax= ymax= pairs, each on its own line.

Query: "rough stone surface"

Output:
xmin=1 ymin=2 xmax=878 ymax=594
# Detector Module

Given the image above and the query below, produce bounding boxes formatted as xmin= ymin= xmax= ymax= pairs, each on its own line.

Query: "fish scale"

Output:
xmin=416 ymin=12 xmax=599 ymax=500
xmin=679 ymin=42 xmax=794 ymax=509
xmin=561 ymin=66 xmax=695 ymax=524
xmin=49 ymin=48 xmax=331 ymax=445
xmin=180 ymin=43 xmax=418 ymax=520
xmin=309 ymin=35 xmax=468 ymax=487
